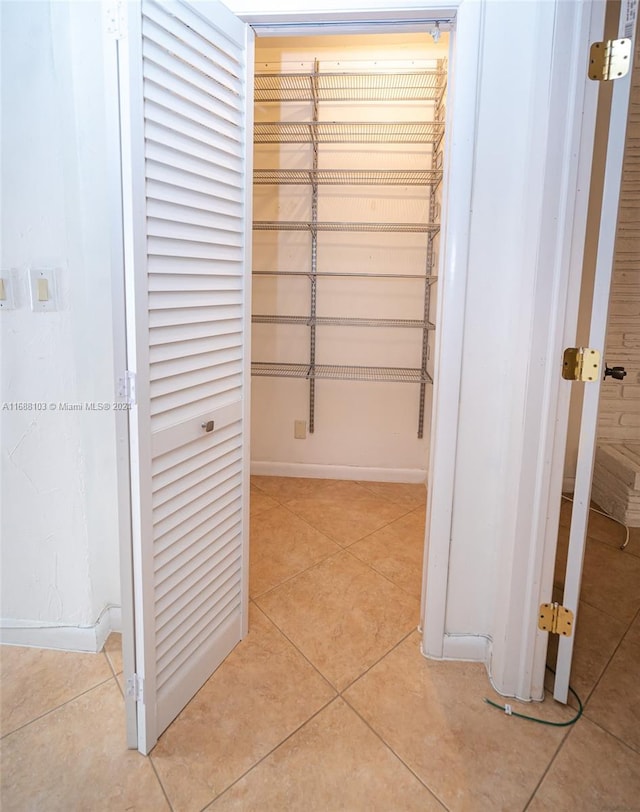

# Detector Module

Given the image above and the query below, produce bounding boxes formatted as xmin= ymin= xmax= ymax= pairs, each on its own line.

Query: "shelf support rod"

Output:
xmin=418 ymin=70 xmax=446 ymax=439
xmin=309 ymin=59 xmax=319 ymax=434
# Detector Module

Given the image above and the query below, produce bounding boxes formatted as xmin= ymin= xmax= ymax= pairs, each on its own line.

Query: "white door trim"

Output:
xmin=240 ymin=26 xmax=255 ymax=638
xmin=420 ymin=0 xmax=481 ymax=659
xmin=117 ymin=1 xmax=157 ymax=753
xmin=233 ymin=1 xmax=458 ymax=28
xmin=102 ymin=3 xmax=138 ymax=750
xmin=489 ymin=0 xmax=607 ymax=700
xmin=238 ymin=0 xmax=472 ymax=661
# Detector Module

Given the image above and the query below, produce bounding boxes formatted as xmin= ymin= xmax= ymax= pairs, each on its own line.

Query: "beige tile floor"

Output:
xmin=1 ymin=479 xmax=639 ymax=811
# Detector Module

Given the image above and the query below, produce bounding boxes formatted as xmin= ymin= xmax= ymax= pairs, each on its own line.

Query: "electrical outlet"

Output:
xmin=294 ymin=420 xmax=306 ymax=439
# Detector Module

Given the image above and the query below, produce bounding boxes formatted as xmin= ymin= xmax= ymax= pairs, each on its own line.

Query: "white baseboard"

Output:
xmin=109 ymin=605 xmax=122 ymax=633
xmin=0 ymin=605 xmax=121 ymax=654
xmin=250 ymin=460 xmax=427 ymax=484
xmin=422 ymin=633 xmax=491 ymax=663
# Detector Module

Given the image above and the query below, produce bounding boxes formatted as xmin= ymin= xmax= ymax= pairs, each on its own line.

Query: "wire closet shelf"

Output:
xmin=253 ymin=221 xmax=440 ymax=233
xmin=251 ymin=363 xmax=434 ymax=384
xmin=253 ymin=168 xmax=443 ymax=186
xmin=252 ymin=271 xmax=439 ymax=281
xmin=253 ymin=121 xmax=444 ymax=144
xmin=254 ymin=68 xmax=447 ymax=102
xmin=252 ymin=315 xmax=437 ymax=329
xmin=251 ymin=60 xmax=447 ymax=437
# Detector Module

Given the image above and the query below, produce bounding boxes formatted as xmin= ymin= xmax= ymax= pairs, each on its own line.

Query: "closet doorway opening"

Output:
xmin=247 ymin=30 xmax=451 ymax=651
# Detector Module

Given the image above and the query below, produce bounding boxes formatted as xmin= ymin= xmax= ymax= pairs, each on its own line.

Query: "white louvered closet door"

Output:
xmin=119 ymin=0 xmax=253 ymax=753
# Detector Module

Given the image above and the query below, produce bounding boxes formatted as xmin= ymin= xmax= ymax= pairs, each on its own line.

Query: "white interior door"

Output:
xmin=118 ymin=0 xmax=253 ymax=753
xmin=553 ymin=3 xmax=637 ymax=703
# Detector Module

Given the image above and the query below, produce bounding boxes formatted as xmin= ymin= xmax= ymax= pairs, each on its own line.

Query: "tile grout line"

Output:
xmin=526 ymin=604 xmax=640 ymax=809
xmin=0 ymin=670 xmax=117 ymax=741
xmin=143 ymin=572 xmax=429 ymax=812
xmin=343 ymin=694 xmax=451 ymax=812
xmin=269 ymin=479 xmax=420 ymax=540
xmin=191 ymin=478 xmax=633 ymax=808
xmin=198 ymin=625 xmax=428 ymax=811
xmin=625 ymin=604 xmax=640 ymax=639
xmin=584 ymin=528 xmax=639 ymax=559
xmin=577 ymin=604 xmax=640 ymax=755
xmin=356 ymin=478 xmax=427 ymax=505
xmin=252 ymin=597 xmax=421 ymax=704
xmin=249 ymin=478 xmax=334 ymax=507
xmin=577 ymin=603 xmax=639 ymax=712
xmin=104 ymin=646 xmax=121 ymax=681
xmin=342 ymin=504 xmax=426 ymax=551
xmin=549 ymin=586 xmax=640 ymax=627
xmin=337 ymin=625 xmax=454 ymax=810
xmin=199 ymin=694 xmax=339 ymax=812
xmin=579 ymin=710 xmax=640 ymax=757
xmin=150 ymin=595 xmax=332 ymax=811
xmin=200 ymin=481 xmax=428 ymax=808
xmin=250 ymin=546 xmax=345 ymax=601
xmin=149 ymin=752 xmax=177 ymax=812
xmin=276 ymin=496 xmax=393 ymax=549
xmin=343 ymin=544 xmax=423 ymax=600
xmin=253 ymin=491 xmax=353 ymax=553
xmin=336 ymin=625 xmax=418 ymax=697
xmin=250 ymin=487 xmax=426 ymax=601
xmin=251 ymin=534 xmax=421 ymax=605
xmin=521 ymin=722 xmax=575 ymax=812
xmin=253 ymin=587 xmax=421 ymax=700
xmin=249 ymin=600 xmax=339 ymax=695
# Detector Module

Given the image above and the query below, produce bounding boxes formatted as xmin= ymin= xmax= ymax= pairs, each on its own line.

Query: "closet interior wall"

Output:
xmin=250 ymin=33 xmax=449 ymax=479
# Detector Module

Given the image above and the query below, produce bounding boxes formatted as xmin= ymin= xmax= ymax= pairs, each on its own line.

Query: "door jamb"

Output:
xmin=102 ymin=7 xmax=137 ymax=748
xmin=241 ymin=1 xmax=472 ymax=660
xmin=489 ymin=0 xmax=609 ymax=701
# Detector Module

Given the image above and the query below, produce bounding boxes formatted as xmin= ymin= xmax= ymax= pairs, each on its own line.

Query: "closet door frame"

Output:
xmin=238 ymin=0 xmax=610 ymax=701
xmin=241 ymin=1 xmax=475 ymax=666
xmin=487 ymin=0 xmax=607 ymax=701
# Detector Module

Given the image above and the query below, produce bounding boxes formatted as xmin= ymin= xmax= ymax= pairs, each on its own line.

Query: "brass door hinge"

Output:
xmin=562 ymin=347 xmax=600 ymax=382
xmin=538 ymin=603 xmax=574 ymax=637
xmin=589 ymin=39 xmax=632 ymax=81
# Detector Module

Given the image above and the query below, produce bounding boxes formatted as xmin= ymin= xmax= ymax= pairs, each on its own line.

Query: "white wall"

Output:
xmin=0 ymin=0 xmax=121 ymax=650
xmin=441 ymin=0 xmax=547 ymax=637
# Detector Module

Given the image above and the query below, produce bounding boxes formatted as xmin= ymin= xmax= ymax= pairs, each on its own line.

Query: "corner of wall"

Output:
xmin=0 ymin=604 xmax=121 ymax=654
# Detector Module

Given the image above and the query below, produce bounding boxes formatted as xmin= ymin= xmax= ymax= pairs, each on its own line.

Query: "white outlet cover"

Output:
xmin=29 ymin=267 xmax=58 ymax=312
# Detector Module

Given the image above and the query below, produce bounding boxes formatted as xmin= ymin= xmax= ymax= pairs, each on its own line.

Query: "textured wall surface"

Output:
xmin=598 ymin=43 xmax=640 ymax=440
xmin=1 ymin=1 xmax=120 ymax=637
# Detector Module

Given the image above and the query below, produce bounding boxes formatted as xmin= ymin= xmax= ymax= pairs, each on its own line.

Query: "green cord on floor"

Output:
xmin=483 ymin=668 xmax=583 ymax=727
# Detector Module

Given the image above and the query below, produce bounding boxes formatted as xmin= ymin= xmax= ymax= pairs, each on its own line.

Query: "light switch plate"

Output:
xmin=29 ymin=268 xmax=58 ymax=312
xmin=0 ymin=272 xmax=15 ymax=310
